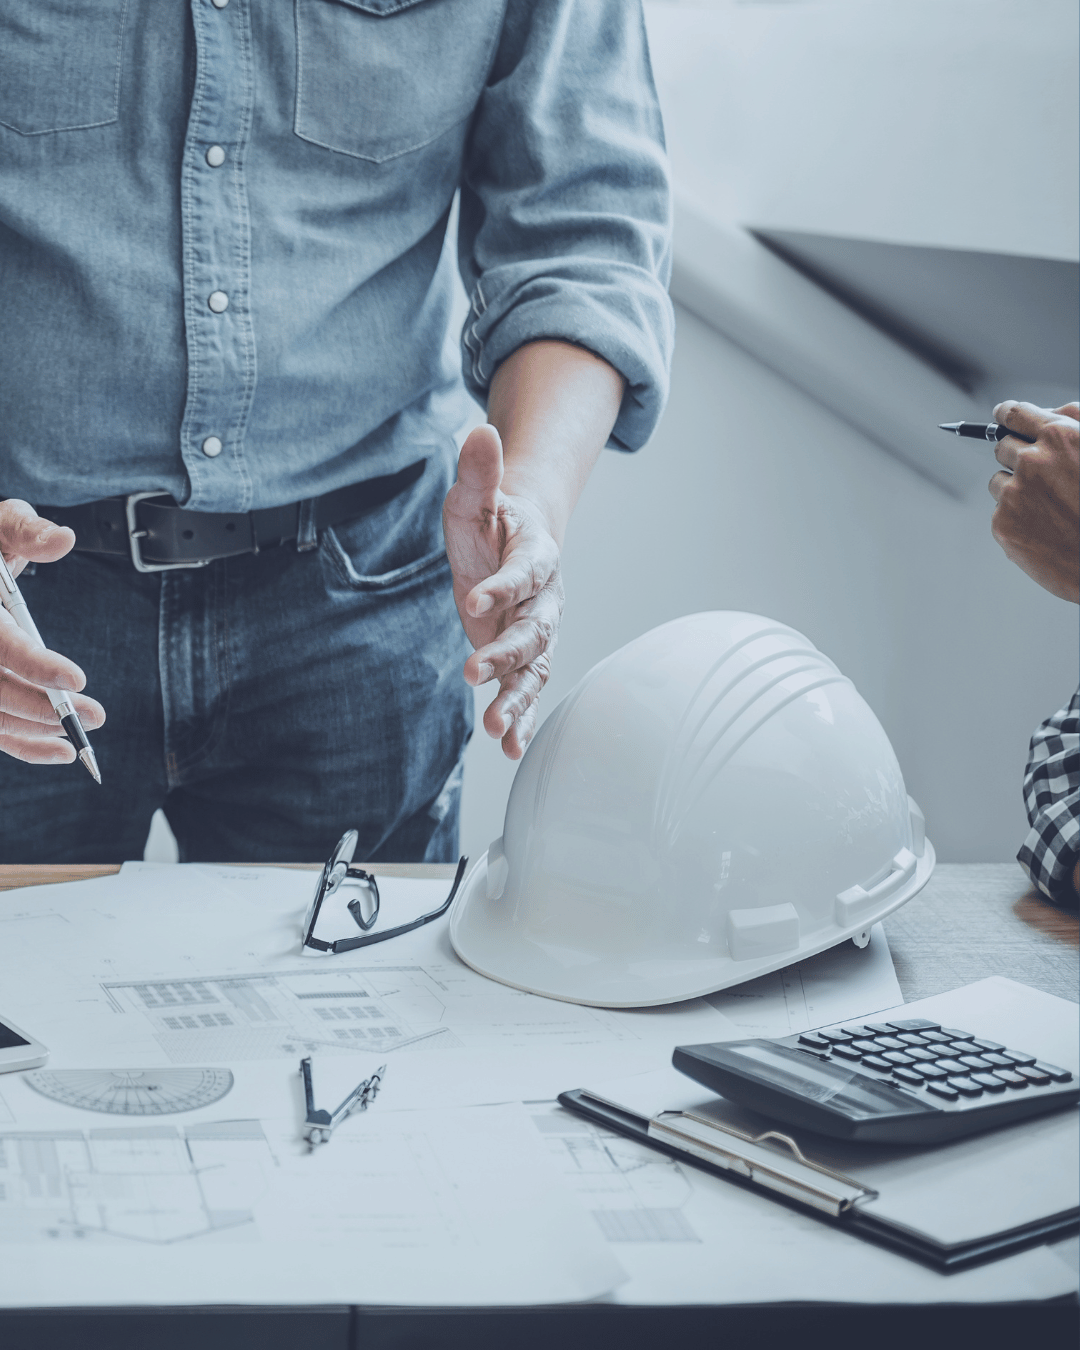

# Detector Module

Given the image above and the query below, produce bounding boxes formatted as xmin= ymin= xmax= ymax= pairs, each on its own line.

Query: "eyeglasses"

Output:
xmin=301 ymin=829 xmax=468 ymax=954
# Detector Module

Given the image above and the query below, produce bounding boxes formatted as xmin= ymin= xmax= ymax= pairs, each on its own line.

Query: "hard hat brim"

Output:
xmin=449 ymin=841 xmax=936 ymax=1009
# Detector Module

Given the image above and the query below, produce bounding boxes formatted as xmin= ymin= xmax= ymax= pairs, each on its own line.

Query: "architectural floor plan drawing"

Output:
xmin=529 ymin=1103 xmax=700 ymax=1244
xmin=100 ymin=964 xmax=647 ymax=1065
xmin=0 ymin=1119 xmax=273 ymax=1245
xmin=23 ymin=1069 xmax=234 ymax=1117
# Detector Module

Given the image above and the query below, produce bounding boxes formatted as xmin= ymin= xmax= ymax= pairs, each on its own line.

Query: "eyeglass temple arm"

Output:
xmin=328 ymin=855 xmax=468 ymax=955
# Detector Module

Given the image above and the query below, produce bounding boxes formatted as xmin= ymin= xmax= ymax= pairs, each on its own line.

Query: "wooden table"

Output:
xmin=0 ymin=861 xmax=1075 ymax=1350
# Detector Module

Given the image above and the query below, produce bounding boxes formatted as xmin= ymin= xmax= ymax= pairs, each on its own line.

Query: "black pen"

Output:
xmin=0 ymin=554 xmax=101 ymax=783
xmin=939 ymin=421 xmax=1036 ymax=445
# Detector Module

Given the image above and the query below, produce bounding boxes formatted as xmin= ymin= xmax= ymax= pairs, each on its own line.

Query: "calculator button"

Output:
xmin=1017 ymin=1065 xmax=1052 ymax=1086
xmin=1033 ymin=1062 xmax=1074 ymax=1083
xmin=905 ymin=1047 xmax=938 ymax=1062
xmin=970 ymin=1072 xmax=1007 ymax=1093
xmin=969 ymin=1038 xmax=1005 ymax=1053
xmin=886 ymin=1019 xmax=941 ymax=1032
xmin=994 ymin=1069 xmax=1028 ymax=1088
xmin=947 ymin=1077 xmax=983 ymax=1097
xmin=913 ymin=1063 xmax=949 ymax=1080
xmin=871 ymin=1036 xmax=908 ymax=1051
xmin=862 ymin=1055 xmax=894 ymax=1072
xmin=798 ymin=1033 xmax=831 ymax=1049
xmin=957 ymin=1055 xmax=994 ymax=1072
xmin=919 ymin=1030 xmax=952 ymax=1044
xmin=881 ymin=1051 xmax=916 ymax=1066
xmin=850 ymin=1039 xmax=880 ymax=1054
xmin=818 ymin=1028 xmax=857 ymax=1043
xmin=1001 ymin=1050 xmax=1036 ymax=1066
xmin=832 ymin=1044 xmax=864 ymax=1061
xmin=840 ymin=1027 xmax=866 ymax=1038
xmin=935 ymin=1059 xmax=969 ymax=1075
xmin=946 ymin=1042 xmax=980 ymax=1057
xmin=939 ymin=1028 xmax=974 ymax=1041
xmin=926 ymin=1081 xmax=960 ymax=1100
xmin=892 ymin=1067 xmax=925 ymax=1086
xmin=895 ymin=1033 xmax=932 ymax=1047
xmin=860 ymin=1024 xmax=895 ymax=1036
xmin=980 ymin=1053 xmax=1013 ymax=1068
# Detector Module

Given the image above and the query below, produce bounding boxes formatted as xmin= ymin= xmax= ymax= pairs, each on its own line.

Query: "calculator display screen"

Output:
xmin=724 ymin=1043 xmax=928 ymax=1119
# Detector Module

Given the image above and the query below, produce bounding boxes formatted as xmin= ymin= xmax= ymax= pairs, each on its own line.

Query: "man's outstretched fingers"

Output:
xmin=501 ymin=699 xmax=539 ymax=760
xmin=471 ymin=592 xmax=562 ymax=686
xmin=445 ymin=425 xmax=504 ymax=533
xmin=0 ymin=499 xmax=75 ymax=570
xmin=0 ymin=731 xmax=77 ymax=765
xmin=484 ymin=655 xmax=550 ymax=739
xmin=0 ymin=669 xmax=104 ymax=729
xmin=993 ymin=400 xmax=1051 ymax=443
xmin=988 ymin=469 xmax=1011 ymax=503
xmin=466 ymin=535 xmax=559 ymax=620
xmin=0 ymin=615 xmax=85 ymax=692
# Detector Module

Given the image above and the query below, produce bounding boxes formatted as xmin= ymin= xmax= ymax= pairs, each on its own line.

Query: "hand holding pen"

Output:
xmin=0 ymin=500 xmax=104 ymax=778
xmin=940 ymin=401 xmax=1080 ymax=604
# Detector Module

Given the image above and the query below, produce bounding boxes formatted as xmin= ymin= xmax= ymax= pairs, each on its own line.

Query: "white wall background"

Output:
xmin=645 ymin=0 xmax=1079 ymax=261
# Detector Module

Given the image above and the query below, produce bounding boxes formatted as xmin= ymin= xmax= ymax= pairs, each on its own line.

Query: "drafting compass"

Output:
xmin=300 ymin=1057 xmax=386 ymax=1148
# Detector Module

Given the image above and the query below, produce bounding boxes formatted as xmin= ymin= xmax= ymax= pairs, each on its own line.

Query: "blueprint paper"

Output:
xmin=0 ymin=866 xmax=900 ymax=1057
xmin=704 ymin=922 xmax=901 ymax=1035
xmin=0 ymin=1059 xmax=624 ymax=1308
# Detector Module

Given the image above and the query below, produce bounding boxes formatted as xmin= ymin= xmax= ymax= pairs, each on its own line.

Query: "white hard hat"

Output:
xmin=450 ymin=612 xmax=934 ymax=1008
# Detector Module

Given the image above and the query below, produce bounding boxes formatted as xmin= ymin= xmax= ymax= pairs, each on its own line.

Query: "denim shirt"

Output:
xmin=0 ymin=0 xmax=673 ymax=513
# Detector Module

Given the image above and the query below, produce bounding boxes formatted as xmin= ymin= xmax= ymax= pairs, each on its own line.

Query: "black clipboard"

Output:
xmin=558 ymin=1088 xmax=1079 ymax=1273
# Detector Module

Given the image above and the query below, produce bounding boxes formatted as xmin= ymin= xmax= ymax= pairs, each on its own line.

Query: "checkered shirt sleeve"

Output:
xmin=1017 ymin=688 xmax=1080 ymax=906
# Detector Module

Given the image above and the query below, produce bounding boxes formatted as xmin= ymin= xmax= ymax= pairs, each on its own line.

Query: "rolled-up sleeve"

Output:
xmin=458 ymin=0 xmax=674 ymax=451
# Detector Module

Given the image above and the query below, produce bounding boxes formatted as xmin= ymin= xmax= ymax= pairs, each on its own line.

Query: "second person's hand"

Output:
xmin=990 ymin=400 xmax=1080 ymax=604
xmin=0 ymin=498 xmax=105 ymax=765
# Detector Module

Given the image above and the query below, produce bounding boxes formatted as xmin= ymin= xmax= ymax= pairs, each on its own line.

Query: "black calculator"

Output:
xmin=673 ymin=1016 xmax=1078 ymax=1144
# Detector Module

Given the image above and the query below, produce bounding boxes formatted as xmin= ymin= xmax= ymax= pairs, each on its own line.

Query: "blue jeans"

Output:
xmin=0 ymin=456 xmax=472 ymax=864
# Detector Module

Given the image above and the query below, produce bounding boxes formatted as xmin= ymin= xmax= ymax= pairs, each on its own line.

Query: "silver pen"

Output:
xmin=0 ymin=554 xmax=101 ymax=783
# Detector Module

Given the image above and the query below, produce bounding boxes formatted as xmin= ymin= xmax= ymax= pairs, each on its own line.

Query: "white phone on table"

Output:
xmin=0 ymin=1013 xmax=48 ymax=1072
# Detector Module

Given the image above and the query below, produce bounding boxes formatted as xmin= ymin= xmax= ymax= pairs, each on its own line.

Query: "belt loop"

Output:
xmin=296 ymin=498 xmax=318 ymax=553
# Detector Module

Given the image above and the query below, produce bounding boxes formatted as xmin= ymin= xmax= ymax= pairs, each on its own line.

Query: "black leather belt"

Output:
xmin=39 ymin=460 xmax=426 ymax=572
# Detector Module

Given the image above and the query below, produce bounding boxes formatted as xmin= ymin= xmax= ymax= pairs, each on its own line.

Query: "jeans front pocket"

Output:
xmin=323 ymin=527 xmax=451 ymax=594
xmin=294 ymin=0 xmax=505 ymax=163
xmin=0 ymin=0 xmax=127 ymax=135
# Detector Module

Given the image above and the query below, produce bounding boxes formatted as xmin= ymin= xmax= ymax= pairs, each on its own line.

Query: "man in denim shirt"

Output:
xmin=0 ymin=1 xmax=673 ymax=863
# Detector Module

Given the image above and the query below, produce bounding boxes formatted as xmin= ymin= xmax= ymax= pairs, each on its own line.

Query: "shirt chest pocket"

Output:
xmin=0 ymin=0 xmax=127 ymax=136
xmin=294 ymin=0 xmax=505 ymax=164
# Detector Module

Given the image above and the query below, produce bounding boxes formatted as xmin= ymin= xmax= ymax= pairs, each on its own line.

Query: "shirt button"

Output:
xmin=205 ymin=145 xmax=226 ymax=168
xmin=208 ymin=291 xmax=229 ymax=313
xmin=202 ymin=436 xmax=223 ymax=458
xmin=210 ymin=0 xmax=229 ymax=8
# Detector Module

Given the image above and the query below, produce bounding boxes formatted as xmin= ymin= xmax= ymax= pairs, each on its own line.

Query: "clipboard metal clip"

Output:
xmin=648 ymin=1110 xmax=878 ymax=1217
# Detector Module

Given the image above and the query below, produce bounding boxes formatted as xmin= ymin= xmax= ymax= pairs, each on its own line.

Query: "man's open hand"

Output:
xmin=443 ymin=425 xmax=564 ymax=760
xmin=990 ymin=401 xmax=1080 ymax=604
xmin=0 ymin=498 xmax=105 ymax=764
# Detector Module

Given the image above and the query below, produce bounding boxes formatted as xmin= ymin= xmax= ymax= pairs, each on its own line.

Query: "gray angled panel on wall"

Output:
xmin=671 ymin=200 xmax=986 ymax=497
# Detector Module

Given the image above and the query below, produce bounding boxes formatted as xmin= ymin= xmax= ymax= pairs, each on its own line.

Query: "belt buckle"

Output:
xmin=125 ymin=492 xmax=212 ymax=573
